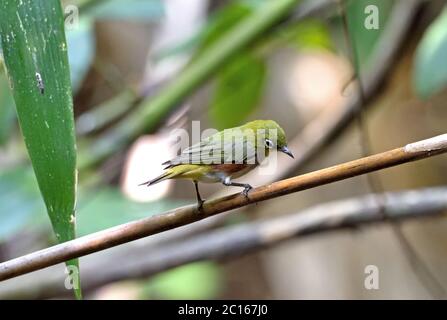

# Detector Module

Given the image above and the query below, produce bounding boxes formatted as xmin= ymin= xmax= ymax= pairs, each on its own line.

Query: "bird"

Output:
xmin=140 ymin=120 xmax=294 ymax=209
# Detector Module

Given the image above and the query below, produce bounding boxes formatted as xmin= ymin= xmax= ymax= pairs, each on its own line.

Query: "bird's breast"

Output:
xmin=204 ymin=163 xmax=257 ymax=181
xmin=211 ymin=163 xmax=252 ymax=174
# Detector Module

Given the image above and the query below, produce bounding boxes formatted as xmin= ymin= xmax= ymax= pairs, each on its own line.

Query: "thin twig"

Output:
xmin=0 ymin=133 xmax=446 ymax=281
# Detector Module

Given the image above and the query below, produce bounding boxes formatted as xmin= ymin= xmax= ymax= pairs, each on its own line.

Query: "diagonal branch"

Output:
xmin=1 ymin=133 xmax=447 ymax=281
xmin=3 ymin=186 xmax=446 ymax=299
xmin=85 ymin=0 xmax=418 ymax=252
xmin=77 ymin=187 xmax=447 ymax=296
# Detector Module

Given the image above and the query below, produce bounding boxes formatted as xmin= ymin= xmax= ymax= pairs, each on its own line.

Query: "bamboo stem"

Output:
xmin=0 ymin=134 xmax=446 ymax=281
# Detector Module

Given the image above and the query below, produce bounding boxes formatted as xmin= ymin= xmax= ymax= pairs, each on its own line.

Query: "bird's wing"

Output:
xmin=164 ymin=135 xmax=257 ymax=167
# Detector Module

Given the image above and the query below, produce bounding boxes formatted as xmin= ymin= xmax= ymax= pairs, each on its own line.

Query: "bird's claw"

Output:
xmin=242 ymin=185 xmax=253 ymax=198
xmin=197 ymin=199 xmax=206 ymax=211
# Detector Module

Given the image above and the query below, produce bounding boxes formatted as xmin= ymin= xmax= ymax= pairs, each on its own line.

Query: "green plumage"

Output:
xmin=141 ymin=120 xmax=293 ymax=208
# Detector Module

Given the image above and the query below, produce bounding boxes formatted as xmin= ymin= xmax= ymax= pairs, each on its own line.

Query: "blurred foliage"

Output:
xmin=188 ymin=1 xmax=263 ymax=129
xmin=194 ymin=1 xmax=332 ymax=129
xmin=82 ymin=0 xmax=164 ymax=21
xmin=66 ymin=19 xmax=95 ymax=93
xmin=198 ymin=2 xmax=252 ymax=56
xmin=0 ymin=166 xmax=185 ymax=241
xmin=76 ymin=89 xmax=138 ymax=135
xmin=153 ymin=1 xmax=255 ymax=61
xmin=0 ymin=168 xmax=44 ymax=241
xmin=345 ymin=0 xmax=394 ymax=68
xmin=76 ymin=189 xmax=186 ymax=236
xmin=276 ymin=19 xmax=334 ymax=51
xmin=141 ymin=261 xmax=223 ymax=299
xmin=210 ymin=53 xmax=266 ymax=130
xmin=79 ymin=0 xmax=299 ymax=167
xmin=65 ymin=0 xmax=164 ymax=93
xmin=413 ymin=6 xmax=447 ymax=99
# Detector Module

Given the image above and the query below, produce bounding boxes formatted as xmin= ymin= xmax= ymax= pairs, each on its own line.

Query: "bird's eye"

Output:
xmin=265 ymin=139 xmax=274 ymax=149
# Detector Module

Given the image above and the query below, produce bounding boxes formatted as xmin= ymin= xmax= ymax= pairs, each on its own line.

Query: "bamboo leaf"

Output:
xmin=0 ymin=0 xmax=80 ymax=298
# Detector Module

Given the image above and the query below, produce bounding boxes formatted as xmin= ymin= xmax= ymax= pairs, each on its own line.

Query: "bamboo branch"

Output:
xmin=3 ymin=186 xmax=446 ymax=299
xmin=0 ymin=133 xmax=446 ymax=281
xmin=82 ymin=187 xmax=447 ymax=295
xmin=72 ymin=187 xmax=447 ymax=296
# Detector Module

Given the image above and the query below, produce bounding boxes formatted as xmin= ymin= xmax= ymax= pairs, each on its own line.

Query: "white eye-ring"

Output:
xmin=265 ymin=139 xmax=274 ymax=149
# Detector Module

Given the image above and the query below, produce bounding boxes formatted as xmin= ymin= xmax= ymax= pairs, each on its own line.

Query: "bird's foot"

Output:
xmin=196 ymin=198 xmax=206 ymax=211
xmin=242 ymin=184 xmax=253 ymax=198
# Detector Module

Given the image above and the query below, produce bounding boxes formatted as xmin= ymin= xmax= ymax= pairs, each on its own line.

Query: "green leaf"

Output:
xmin=203 ymin=2 xmax=267 ymax=130
xmin=143 ymin=262 xmax=223 ymax=299
xmin=0 ymin=0 xmax=80 ymax=299
xmin=413 ymin=7 xmax=447 ymax=99
xmin=210 ymin=53 xmax=266 ymax=130
xmin=346 ymin=0 xmax=394 ymax=68
xmin=277 ymin=19 xmax=334 ymax=51
xmin=85 ymin=0 xmax=164 ymax=21
xmin=0 ymin=70 xmax=16 ymax=146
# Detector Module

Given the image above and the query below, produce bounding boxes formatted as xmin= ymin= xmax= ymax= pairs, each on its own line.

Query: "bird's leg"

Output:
xmin=222 ymin=177 xmax=253 ymax=198
xmin=193 ymin=180 xmax=205 ymax=210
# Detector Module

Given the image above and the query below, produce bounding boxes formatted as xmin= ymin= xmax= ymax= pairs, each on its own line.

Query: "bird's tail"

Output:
xmin=139 ymin=171 xmax=173 ymax=187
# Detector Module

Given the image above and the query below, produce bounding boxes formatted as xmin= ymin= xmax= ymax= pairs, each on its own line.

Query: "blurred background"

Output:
xmin=1 ymin=0 xmax=447 ymax=299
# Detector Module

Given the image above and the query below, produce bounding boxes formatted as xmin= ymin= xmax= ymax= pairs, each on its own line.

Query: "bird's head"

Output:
xmin=243 ymin=120 xmax=294 ymax=159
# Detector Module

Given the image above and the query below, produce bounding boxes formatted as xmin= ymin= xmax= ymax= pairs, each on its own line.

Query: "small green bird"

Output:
xmin=140 ymin=120 xmax=294 ymax=208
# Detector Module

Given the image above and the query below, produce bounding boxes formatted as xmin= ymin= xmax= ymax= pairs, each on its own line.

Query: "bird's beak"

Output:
xmin=280 ymin=146 xmax=294 ymax=159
